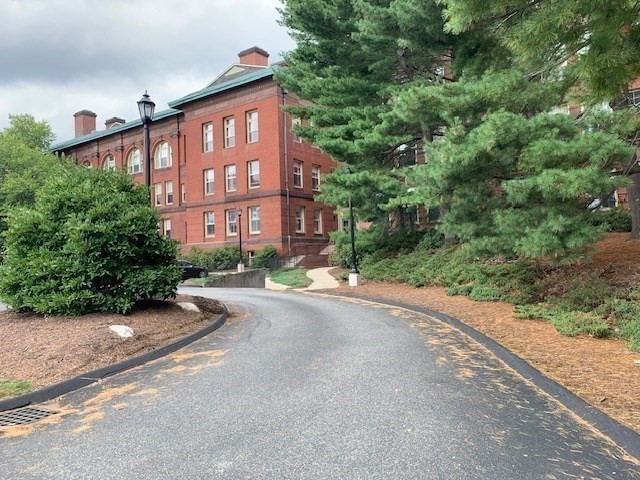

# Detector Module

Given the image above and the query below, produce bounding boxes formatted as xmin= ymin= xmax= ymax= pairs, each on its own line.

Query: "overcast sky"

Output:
xmin=0 ymin=0 xmax=295 ymax=143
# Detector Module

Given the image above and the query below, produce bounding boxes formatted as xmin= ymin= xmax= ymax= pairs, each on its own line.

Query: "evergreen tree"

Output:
xmin=279 ymin=0 xmax=634 ymax=258
xmin=440 ymin=0 xmax=640 ymax=238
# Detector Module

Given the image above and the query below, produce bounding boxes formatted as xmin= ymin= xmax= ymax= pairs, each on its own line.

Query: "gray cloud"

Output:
xmin=0 ymin=0 xmax=295 ymax=141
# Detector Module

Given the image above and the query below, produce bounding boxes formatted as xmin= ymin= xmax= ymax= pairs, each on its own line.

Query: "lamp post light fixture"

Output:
xmin=236 ymin=208 xmax=245 ymax=272
xmin=137 ymin=91 xmax=155 ymax=189
xmin=344 ymin=168 xmax=361 ymax=287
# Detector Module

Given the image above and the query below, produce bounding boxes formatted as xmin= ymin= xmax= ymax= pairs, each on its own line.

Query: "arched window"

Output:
xmin=127 ymin=148 xmax=142 ymax=174
xmin=154 ymin=141 xmax=172 ymax=169
xmin=103 ymin=155 xmax=116 ymax=170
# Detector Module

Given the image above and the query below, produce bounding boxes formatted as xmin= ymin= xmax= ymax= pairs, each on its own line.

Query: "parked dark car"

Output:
xmin=178 ymin=260 xmax=208 ymax=279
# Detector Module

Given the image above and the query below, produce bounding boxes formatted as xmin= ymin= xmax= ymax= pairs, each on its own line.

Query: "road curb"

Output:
xmin=0 ymin=306 xmax=228 ymax=413
xmin=309 ymin=290 xmax=640 ymax=461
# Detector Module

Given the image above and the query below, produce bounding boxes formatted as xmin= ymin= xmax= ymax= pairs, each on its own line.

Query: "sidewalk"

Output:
xmin=305 ymin=267 xmax=339 ymax=290
xmin=264 ymin=267 xmax=339 ymax=291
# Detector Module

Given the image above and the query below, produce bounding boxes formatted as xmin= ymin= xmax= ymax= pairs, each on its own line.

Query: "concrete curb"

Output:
xmin=306 ymin=290 xmax=640 ymax=461
xmin=0 ymin=306 xmax=228 ymax=413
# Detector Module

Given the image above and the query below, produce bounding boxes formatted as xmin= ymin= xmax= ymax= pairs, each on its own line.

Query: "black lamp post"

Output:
xmin=345 ymin=168 xmax=359 ymax=275
xmin=137 ymin=91 xmax=155 ymax=189
xmin=236 ymin=208 xmax=244 ymax=271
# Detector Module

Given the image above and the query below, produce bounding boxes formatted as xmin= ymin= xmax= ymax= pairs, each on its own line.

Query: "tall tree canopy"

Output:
xmin=279 ymin=0 xmax=635 ymax=258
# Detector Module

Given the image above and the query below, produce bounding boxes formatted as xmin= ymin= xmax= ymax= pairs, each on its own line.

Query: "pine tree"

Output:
xmin=440 ymin=0 xmax=640 ymax=237
xmin=279 ymin=0 xmax=634 ymax=257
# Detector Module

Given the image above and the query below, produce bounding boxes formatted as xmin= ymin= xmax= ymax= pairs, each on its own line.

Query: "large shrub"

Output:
xmin=251 ymin=245 xmax=279 ymax=269
xmin=0 ymin=165 xmax=181 ymax=315
xmin=184 ymin=245 xmax=242 ymax=271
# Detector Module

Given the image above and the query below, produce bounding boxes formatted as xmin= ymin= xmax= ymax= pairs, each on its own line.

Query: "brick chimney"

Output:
xmin=105 ymin=116 xmax=126 ymax=129
xmin=238 ymin=46 xmax=269 ymax=67
xmin=74 ymin=110 xmax=97 ymax=137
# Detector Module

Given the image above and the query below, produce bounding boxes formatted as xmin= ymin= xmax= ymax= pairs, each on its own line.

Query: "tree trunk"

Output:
xmin=628 ymin=172 xmax=640 ymax=238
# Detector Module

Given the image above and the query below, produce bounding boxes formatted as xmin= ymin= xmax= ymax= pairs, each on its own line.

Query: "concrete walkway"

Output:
xmin=305 ymin=266 xmax=339 ymax=290
xmin=264 ymin=267 xmax=340 ymax=291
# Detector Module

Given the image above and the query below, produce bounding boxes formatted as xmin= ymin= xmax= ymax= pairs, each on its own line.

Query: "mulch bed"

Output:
xmin=0 ymin=295 xmax=225 ymax=396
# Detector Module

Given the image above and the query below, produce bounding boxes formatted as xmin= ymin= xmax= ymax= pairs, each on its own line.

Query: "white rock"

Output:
xmin=635 ymin=359 xmax=640 ymax=366
xmin=110 ymin=325 xmax=134 ymax=338
xmin=177 ymin=302 xmax=200 ymax=312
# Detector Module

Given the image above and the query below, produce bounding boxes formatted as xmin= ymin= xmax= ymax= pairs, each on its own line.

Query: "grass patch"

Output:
xmin=268 ymin=268 xmax=312 ymax=288
xmin=0 ymin=378 xmax=32 ymax=399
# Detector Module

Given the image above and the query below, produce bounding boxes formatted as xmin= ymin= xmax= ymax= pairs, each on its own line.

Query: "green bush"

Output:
xmin=184 ymin=245 xmax=242 ymax=271
xmin=331 ymin=226 xmax=442 ymax=268
xmin=251 ymin=245 xmax=279 ymax=269
xmin=0 ymin=166 xmax=181 ymax=315
xmin=515 ymin=305 xmax=611 ymax=338
xmin=593 ymin=207 xmax=632 ymax=232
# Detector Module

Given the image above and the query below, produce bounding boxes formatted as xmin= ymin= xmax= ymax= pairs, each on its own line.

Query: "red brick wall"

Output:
xmin=59 ymin=77 xmax=336 ymax=257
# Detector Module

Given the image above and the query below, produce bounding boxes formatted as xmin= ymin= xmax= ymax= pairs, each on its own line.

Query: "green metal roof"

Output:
xmin=51 ymin=65 xmax=278 ymax=152
xmin=168 ymin=66 xmax=277 ymax=108
xmin=51 ymin=108 xmax=180 ymax=151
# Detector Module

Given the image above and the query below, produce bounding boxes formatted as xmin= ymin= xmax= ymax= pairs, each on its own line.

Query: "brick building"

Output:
xmin=51 ymin=47 xmax=336 ymax=263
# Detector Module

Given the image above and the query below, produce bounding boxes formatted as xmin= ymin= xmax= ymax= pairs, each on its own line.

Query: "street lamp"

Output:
xmin=236 ymin=208 xmax=245 ymax=272
xmin=344 ymin=168 xmax=361 ymax=287
xmin=137 ymin=91 xmax=155 ymax=189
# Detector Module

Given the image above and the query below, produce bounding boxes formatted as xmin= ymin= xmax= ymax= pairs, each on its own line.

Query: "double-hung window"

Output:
xmin=224 ymin=116 xmax=235 ymax=148
xmin=246 ymin=110 xmax=259 ymax=143
xmin=295 ymin=206 xmax=305 ymax=233
xmin=249 ymin=206 xmax=260 ymax=234
xmin=163 ymin=219 xmax=171 ymax=238
xmin=127 ymin=149 xmax=142 ymax=174
xmin=293 ymin=161 xmax=303 ymax=188
xmin=103 ymin=155 xmax=116 ymax=170
xmin=226 ymin=209 xmax=238 ymax=236
xmin=203 ymin=122 xmax=213 ymax=152
xmin=154 ymin=141 xmax=172 ymax=169
xmin=248 ymin=160 xmax=260 ymax=188
xmin=165 ymin=181 xmax=173 ymax=205
xmin=204 ymin=169 xmax=215 ymax=195
xmin=225 ymin=165 xmax=237 ymax=192
xmin=314 ymin=209 xmax=323 ymax=234
xmin=312 ymin=165 xmax=320 ymax=191
xmin=154 ymin=183 xmax=162 ymax=206
xmin=292 ymin=118 xmax=302 ymax=143
xmin=204 ymin=212 xmax=215 ymax=237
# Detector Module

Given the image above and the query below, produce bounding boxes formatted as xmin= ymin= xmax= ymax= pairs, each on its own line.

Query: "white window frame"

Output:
xmin=246 ymin=110 xmax=259 ymax=143
xmin=127 ymin=148 xmax=142 ymax=174
xmin=204 ymin=212 xmax=215 ymax=237
xmin=154 ymin=183 xmax=162 ymax=206
xmin=314 ymin=209 xmax=323 ymax=234
xmin=225 ymin=165 xmax=237 ymax=192
xmin=312 ymin=165 xmax=320 ymax=191
xmin=204 ymin=169 xmax=215 ymax=195
xmin=292 ymin=118 xmax=302 ymax=143
xmin=295 ymin=206 xmax=305 ymax=233
xmin=226 ymin=209 xmax=238 ymax=236
xmin=224 ymin=116 xmax=235 ymax=148
xmin=163 ymin=218 xmax=171 ymax=238
xmin=248 ymin=160 xmax=260 ymax=188
xmin=249 ymin=206 xmax=261 ymax=234
xmin=203 ymin=122 xmax=213 ymax=152
xmin=293 ymin=161 xmax=303 ymax=188
xmin=154 ymin=141 xmax=172 ymax=169
xmin=181 ymin=183 xmax=186 ymax=203
xmin=103 ymin=155 xmax=116 ymax=170
xmin=165 ymin=181 xmax=173 ymax=205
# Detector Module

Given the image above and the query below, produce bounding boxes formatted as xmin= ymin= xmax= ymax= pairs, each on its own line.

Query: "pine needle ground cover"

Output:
xmin=344 ymin=232 xmax=640 ymax=351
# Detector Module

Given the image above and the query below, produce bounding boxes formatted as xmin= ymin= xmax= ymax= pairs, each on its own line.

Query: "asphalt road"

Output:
xmin=1 ymin=288 xmax=638 ymax=479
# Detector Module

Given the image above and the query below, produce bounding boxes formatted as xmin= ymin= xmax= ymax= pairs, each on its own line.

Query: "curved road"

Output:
xmin=1 ymin=288 xmax=638 ymax=479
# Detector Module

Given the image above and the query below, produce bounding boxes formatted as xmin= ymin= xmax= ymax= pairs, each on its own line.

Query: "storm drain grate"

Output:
xmin=0 ymin=407 xmax=58 ymax=427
